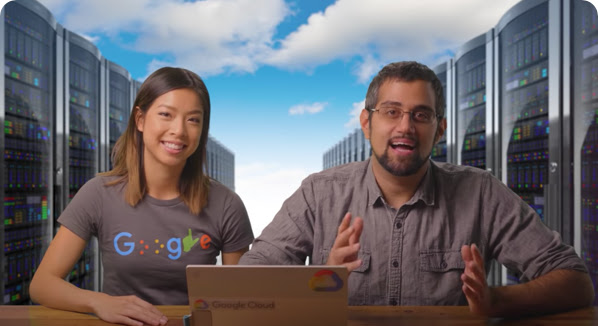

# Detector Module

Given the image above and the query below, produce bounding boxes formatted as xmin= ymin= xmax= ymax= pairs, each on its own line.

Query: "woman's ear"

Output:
xmin=135 ymin=107 xmax=144 ymax=132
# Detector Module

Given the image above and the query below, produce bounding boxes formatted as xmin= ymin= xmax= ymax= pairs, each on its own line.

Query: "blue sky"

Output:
xmin=7 ymin=0 xmax=593 ymax=236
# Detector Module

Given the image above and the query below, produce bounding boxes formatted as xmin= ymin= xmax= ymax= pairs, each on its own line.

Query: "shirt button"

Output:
xmin=392 ymin=260 xmax=399 ymax=268
xmin=395 ymin=221 xmax=402 ymax=229
xmin=390 ymin=299 xmax=398 ymax=306
xmin=440 ymin=260 xmax=447 ymax=269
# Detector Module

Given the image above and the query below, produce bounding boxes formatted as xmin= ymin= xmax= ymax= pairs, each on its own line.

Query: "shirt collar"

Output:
xmin=412 ymin=160 xmax=435 ymax=206
xmin=365 ymin=158 xmax=383 ymax=206
xmin=365 ymin=158 xmax=436 ymax=207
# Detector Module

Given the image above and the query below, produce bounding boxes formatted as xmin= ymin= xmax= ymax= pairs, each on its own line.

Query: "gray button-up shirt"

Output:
xmin=239 ymin=159 xmax=587 ymax=306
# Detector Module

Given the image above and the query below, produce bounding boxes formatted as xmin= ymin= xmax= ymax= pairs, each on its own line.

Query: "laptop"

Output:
xmin=186 ymin=265 xmax=348 ymax=326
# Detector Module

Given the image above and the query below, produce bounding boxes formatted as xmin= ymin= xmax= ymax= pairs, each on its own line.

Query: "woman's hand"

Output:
xmin=92 ymin=293 xmax=168 ymax=326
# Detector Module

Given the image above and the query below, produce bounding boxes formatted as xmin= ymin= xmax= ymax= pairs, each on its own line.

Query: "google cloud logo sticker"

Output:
xmin=309 ymin=269 xmax=344 ymax=292
xmin=193 ymin=299 xmax=209 ymax=310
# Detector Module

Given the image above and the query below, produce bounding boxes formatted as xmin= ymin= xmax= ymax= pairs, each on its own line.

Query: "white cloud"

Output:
xmin=39 ymin=0 xmax=290 ymax=76
xmin=266 ymin=0 xmax=522 ymax=82
xmin=38 ymin=0 xmax=524 ymax=82
xmin=354 ymin=54 xmax=382 ymax=84
xmin=344 ymin=100 xmax=365 ymax=129
xmin=77 ymin=33 xmax=100 ymax=44
xmin=288 ymin=102 xmax=327 ymax=115
xmin=235 ymin=163 xmax=312 ymax=237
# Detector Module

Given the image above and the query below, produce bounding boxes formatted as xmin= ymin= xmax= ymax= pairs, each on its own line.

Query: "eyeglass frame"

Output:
xmin=366 ymin=106 xmax=443 ymax=124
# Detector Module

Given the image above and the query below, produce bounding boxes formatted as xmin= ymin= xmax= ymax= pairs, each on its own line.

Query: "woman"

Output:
xmin=30 ymin=67 xmax=254 ymax=326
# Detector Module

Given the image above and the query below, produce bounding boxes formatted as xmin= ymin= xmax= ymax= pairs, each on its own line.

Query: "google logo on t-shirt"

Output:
xmin=193 ymin=299 xmax=209 ymax=310
xmin=309 ymin=269 xmax=344 ymax=292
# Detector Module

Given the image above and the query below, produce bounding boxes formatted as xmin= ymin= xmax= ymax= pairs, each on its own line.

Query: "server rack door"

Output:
xmin=2 ymin=0 xmax=56 ymax=304
xmin=343 ymin=135 xmax=349 ymax=164
xmin=357 ymin=128 xmax=363 ymax=162
xmin=455 ymin=35 xmax=487 ymax=170
xmin=131 ymin=79 xmax=141 ymax=106
xmin=107 ymin=64 xmax=131 ymax=170
xmin=348 ymin=131 xmax=354 ymax=163
xmin=455 ymin=32 xmax=502 ymax=287
xmin=571 ymin=0 xmax=598 ymax=304
xmin=432 ymin=62 xmax=449 ymax=163
xmin=497 ymin=0 xmax=562 ymax=285
xmin=64 ymin=32 xmax=101 ymax=292
xmin=98 ymin=59 xmax=106 ymax=174
xmin=447 ymin=61 xmax=455 ymax=164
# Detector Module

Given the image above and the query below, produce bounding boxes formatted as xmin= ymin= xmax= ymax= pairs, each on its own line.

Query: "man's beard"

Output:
xmin=373 ymin=145 xmax=431 ymax=177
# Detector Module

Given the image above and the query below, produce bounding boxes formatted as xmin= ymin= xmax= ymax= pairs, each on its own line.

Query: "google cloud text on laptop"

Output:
xmin=186 ymin=265 xmax=348 ymax=326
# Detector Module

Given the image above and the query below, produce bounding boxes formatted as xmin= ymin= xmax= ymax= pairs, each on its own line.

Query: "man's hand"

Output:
xmin=461 ymin=244 xmax=494 ymax=316
xmin=326 ymin=213 xmax=363 ymax=272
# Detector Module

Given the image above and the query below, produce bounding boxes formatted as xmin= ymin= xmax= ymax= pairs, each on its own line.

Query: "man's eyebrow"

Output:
xmin=378 ymin=101 xmax=403 ymax=107
xmin=412 ymin=104 xmax=435 ymax=112
xmin=379 ymin=101 xmax=434 ymax=112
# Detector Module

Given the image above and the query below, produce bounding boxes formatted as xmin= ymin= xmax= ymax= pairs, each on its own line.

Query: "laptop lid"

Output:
xmin=186 ymin=265 xmax=348 ymax=326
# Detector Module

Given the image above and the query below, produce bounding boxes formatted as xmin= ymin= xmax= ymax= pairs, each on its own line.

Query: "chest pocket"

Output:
xmin=320 ymin=248 xmax=371 ymax=305
xmin=419 ymin=250 xmax=466 ymax=306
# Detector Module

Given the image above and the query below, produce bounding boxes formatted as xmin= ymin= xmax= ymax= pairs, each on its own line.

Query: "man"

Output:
xmin=239 ymin=61 xmax=594 ymax=316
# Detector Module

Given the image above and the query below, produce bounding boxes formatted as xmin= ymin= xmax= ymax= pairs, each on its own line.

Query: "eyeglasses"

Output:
xmin=367 ymin=107 xmax=441 ymax=124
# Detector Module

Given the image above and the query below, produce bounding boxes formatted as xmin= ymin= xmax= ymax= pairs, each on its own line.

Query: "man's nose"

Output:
xmin=395 ymin=111 xmax=415 ymax=132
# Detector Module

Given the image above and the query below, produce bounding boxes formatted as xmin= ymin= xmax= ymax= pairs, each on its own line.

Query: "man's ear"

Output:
xmin=135 ymin=107 xmax=144 ymax=132
xmin=434 ymin=117 xmax=447 ymax=144
xmin=360 ymin=109 xmax=371 ymax=140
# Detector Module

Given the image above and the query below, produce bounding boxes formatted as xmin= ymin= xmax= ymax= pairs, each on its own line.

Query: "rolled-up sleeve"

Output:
xmin=239 ymin=178 xmax=316 ymax=265
xmin=484 ymin=174 xmax=588 ymax=281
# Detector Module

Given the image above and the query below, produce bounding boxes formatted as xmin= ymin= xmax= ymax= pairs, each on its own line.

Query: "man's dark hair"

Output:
xmin=365 ymin=61 xmax=445 ymax=119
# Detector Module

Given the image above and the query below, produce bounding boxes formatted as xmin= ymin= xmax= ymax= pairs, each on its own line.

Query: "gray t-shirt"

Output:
xmin=58 ymin=175 xmax=254 ymax=305
xmin=239 ymin=159 xmax=587 ymax=306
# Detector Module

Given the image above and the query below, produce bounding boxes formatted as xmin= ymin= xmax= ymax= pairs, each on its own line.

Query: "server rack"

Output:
xmin=59 ymin=29 xmax=103 ymax=292
xmin=106 ymin=61 xmax=131 ymax=170
xmin=347 ymin=132 xmax=353 ymax=163
xmin=1 ymin=0 xmax=56 ymax=304
xmin=335 ymin=142 xmax=339 ymax=167
xmin=206 ymin=136 xmax=236 ymax=190
xmin=431 ymin=60 xmax=454 ymax=163
xmin=569 ymin=0 xmax=598 ymax=303
xmin=453 ymin=30 xmax=503 ymax=286
xmin=495 ymin=0 xmax=563 ymax=285
xmin=131 ymin=79 xmax=142 ymax=105
xmin=357 ymin=128 xmax=364 ymax=163
xmin=365 ymin=130 xmax=371 ymax=162
xmin=454 ymin=31 xmax=493 ymax=170
xmin=322 ymin=129 xmax=372 ymax=170
xmin=344 ymin=134 xmax=350 ymax=164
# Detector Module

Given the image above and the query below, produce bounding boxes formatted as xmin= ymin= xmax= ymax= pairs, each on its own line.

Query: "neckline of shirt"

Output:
xmin=144 ymin=194 xmax=184 ymax=207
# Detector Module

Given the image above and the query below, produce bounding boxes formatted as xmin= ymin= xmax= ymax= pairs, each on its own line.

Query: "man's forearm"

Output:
xmin=238 ymin=240 xmax=306 ymax=265
xmin=238 ymin=247 xmax=272 ymax=265
xmin=489 ymin=269 xmax=594 ymax=317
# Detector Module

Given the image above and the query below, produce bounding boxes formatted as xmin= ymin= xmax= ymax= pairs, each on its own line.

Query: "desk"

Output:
xmin=0 ymin=305 xmax=596 ymax=325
